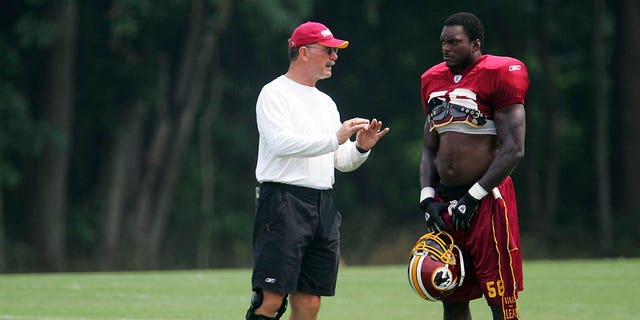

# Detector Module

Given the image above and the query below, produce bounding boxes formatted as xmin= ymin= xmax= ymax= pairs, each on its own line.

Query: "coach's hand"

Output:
xmin=354 ymin=118 xmax=390 ymax=151
xmin=336 ymin=118 xmax=370 ymax=145
xmin=420 ymin=198 xmax=450 ymax=233
xmin=451 ymin=193 xmax=481 ymax=231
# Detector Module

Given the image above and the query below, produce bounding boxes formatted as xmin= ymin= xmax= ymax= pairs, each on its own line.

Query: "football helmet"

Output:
xmin=407 ymin=231 xmax=465 ymax=301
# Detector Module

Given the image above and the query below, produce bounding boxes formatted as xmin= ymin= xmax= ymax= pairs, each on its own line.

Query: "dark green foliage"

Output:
xmin=0 ymin=0 xmax=637 ymax=271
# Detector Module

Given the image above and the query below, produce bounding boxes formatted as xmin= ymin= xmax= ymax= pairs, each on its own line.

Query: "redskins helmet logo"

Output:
xmin=433 ymin=267 xmax=453 ymax=290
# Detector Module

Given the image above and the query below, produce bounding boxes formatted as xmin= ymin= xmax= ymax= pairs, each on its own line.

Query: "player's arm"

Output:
xmin=475 ymin=59 xmax=528 ymax=190
xmin=420 ymin=118 xmax=449 ymax=233
xmin=420 ymin=119 xmax=440 ymax=190
xmin=450 ymin=103 xmax=525 ymax=231
xmin=476 ymin=103 xmax=526 ymax=190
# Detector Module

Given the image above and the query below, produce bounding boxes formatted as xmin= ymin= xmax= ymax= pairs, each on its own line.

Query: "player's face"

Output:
xmin=440 ymin=25 xmax=477 ymax=73
xmin=303 ymin=44 xmax=338 ymax=80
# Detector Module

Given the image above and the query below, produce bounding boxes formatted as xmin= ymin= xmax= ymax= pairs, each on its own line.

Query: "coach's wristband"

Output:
xmin=420 ymin=187 xmax=436 ymax=202
xmin=355 ymin=144 xmax=369 ymax=153
xmin=468 ymin=182 xmax=489 ymax=200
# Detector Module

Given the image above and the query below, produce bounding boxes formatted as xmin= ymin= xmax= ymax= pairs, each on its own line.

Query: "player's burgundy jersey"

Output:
xmin=421 ymin=55 xmax=529 ymax=133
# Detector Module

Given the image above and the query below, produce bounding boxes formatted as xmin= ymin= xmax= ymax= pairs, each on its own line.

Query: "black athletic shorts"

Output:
xmin=251 ymin=182 xmax=341 ymax=296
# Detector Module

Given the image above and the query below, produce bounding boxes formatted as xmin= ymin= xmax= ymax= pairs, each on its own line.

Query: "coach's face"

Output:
xmin=300 ymin=43 xmax=338 ymax=81
xmin=440 ymin=25 xmax=480 ymax=74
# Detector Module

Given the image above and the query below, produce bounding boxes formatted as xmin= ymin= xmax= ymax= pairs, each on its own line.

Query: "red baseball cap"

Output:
xmin=288 ymin=21 xmax=349 ymax=49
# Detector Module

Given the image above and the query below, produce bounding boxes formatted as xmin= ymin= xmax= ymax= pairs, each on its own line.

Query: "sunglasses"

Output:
xmin=304 ymin=45 xmax=339 ymax=55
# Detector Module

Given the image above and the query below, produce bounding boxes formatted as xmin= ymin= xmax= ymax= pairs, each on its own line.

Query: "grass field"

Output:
xmin=1 ymin=258 xmax=639 ymax=319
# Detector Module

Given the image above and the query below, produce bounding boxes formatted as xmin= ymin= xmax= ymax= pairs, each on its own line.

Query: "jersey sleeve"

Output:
xmin=493 ymin=59 xmax=530 ymax=109
xmin=420 ymin=63 xmax=447 ymax=114
xmin=420 ymin=71 xmax=432 ymax=114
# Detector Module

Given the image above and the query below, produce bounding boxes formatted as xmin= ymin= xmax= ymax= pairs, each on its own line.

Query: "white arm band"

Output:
xmin=468 ymin=182 xmax=489 ymax=200
xmin=420 ymin=187 xmax=436 ymax=202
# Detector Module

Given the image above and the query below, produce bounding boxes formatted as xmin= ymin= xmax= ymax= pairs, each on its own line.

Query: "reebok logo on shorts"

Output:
xmin=264 ymin=277 xmax=276 ymax=284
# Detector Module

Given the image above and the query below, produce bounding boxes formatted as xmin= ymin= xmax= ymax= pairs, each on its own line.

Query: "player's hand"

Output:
xmin=420 ymin=198 xmax=450 ymax=233
xmin=451 ymin=193 xmax=481 ymax=231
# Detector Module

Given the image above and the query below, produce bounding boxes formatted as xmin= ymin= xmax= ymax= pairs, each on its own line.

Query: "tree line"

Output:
xmin=0 ymin=0 xmax=638 ymax=272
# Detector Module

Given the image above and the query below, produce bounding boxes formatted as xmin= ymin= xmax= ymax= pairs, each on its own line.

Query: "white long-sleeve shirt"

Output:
xmin=255 ymin=75 xmax=369 ymax=189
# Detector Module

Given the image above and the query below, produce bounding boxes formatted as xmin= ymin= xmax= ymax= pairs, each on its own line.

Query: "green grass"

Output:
xmin=0 ymin=259 xmax=639 ymax=319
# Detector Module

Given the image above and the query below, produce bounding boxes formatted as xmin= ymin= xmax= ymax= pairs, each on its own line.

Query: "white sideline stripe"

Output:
xmin=1 ymin=316 xmax=199 ymax=320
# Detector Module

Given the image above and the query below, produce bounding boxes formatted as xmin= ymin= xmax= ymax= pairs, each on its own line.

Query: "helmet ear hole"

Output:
xmin=407 ymin=231 xmax=464 ymax=302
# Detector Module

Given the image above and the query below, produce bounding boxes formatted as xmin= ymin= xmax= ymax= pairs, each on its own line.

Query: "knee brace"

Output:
xmin=245 ymin=289 xmax=288 ymax=320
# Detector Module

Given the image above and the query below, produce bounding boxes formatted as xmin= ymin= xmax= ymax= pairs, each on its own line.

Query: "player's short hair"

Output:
xmin=444 ymin=12 xmax=485 ymax=50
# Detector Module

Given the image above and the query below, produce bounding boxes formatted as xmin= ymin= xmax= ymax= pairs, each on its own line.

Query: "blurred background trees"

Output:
xmin=0 ymin=0 xmax=638 ymax=272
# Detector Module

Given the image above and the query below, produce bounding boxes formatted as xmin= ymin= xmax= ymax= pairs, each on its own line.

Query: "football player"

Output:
xmin=419 ymin=12 xmax=529 ymax=320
